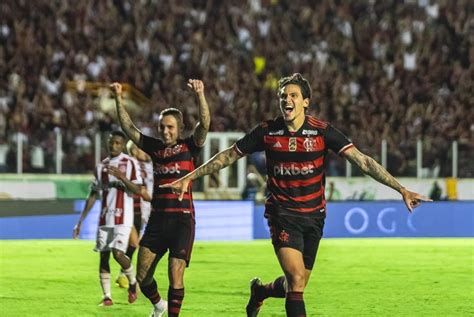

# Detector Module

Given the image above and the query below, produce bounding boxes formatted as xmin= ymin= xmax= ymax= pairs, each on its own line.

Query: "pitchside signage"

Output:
xmin=0 ymin=201 xmax=472 ymax=239
xmin=253 ymin=202 xmax=474 ymax=238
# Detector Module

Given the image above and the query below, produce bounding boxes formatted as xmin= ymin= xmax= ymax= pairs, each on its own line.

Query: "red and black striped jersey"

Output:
xmin=234 ymin=116 xmax=353 ymax=217
xmin=139 ymin=133 xmax=202 ymax=215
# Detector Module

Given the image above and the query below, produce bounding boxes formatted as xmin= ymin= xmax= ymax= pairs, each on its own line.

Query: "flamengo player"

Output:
xmin=161 ymin=73 xmax=431 ymax=316
xmin=111 ymin=79 xmax=210 ymax=317
xmin=73 ymin=131 xmax=151 ymax=306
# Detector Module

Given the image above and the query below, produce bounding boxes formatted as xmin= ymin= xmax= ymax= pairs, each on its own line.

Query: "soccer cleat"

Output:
xmin=246 ymin=277 xmax=264 ymax=317
xmin=98 ymin=297 xmax=113 ymax=306
xmin=115 ymin=273 xmax=129 ymax=289
xmin=149 ymin=300 xmax=168 ymax=317
xmin=128 ymin=282 xmax=138 ymax=304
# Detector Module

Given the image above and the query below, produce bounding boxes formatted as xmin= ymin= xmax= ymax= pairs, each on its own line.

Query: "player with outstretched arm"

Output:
xmin=161 ymin=73 xmax=431 ymax=317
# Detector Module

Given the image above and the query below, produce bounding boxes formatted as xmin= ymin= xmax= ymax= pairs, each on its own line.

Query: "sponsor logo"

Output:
xmin=269 ymin=130 xmax=284 ymax=135
xmin=303 ymin=138 xmax=315 ymax=151
xmin=273 ymin=141 xmax=282 ymax=148
xmin=289 ymin=137 xmax=297 ymax=151
xmin=274 ymin=163 xmax=315 ymax=176
xmin=156 ymin=163 xmax=181 ymax=175
xmin=302 ymin=129 xmax=318 ymax=136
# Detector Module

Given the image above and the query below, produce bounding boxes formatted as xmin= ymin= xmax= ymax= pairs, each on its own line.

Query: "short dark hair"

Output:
xmin=278 ymin=73 xmax=312 ymax=100
xmin=109 ymin=130 xmax=127 ymax=140
xmin=159 ymin=107 xmax=184 ymax=130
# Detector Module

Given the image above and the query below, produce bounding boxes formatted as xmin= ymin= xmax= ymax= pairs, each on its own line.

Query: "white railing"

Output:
xmin=6 ymin=132 xmax=464 ymax=180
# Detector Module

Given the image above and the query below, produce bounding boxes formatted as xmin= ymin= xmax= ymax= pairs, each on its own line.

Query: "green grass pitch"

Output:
xmin=1 ymin=239 xmax=473 ymax=316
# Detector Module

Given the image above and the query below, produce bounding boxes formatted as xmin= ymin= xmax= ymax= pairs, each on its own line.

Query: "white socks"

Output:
xmin=99 ymin=272 xmax=111 ymax=298
xmin=122 ymin=265 xmax=137 ymax=285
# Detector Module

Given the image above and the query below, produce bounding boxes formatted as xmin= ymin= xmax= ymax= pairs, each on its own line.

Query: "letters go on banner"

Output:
xmin=253 ymin=202 xmax=474 ymax=238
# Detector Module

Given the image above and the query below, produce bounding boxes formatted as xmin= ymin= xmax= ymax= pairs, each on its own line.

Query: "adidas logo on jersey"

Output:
xmin=273 ymin=141 xmax=283 ymax=148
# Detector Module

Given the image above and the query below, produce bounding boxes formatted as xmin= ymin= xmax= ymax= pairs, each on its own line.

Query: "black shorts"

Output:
xmin=133 ymin=212 xmax=142 ymax=233
xmin=267 ymin=209 xmax=325 ymax=270
xmin=140 ymin=212 xmax=195 ymax=267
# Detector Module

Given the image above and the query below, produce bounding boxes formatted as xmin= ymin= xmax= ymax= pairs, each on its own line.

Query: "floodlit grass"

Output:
xmin=0 ymin=239 xmax=473 ymax=316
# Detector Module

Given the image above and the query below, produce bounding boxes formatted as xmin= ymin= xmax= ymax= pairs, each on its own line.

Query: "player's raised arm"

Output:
xmin=73 ymin=190 xmax=97 ymax=239
xmin=160 ymin=146 xmax=242 ymax=201
xmin=110 ymin=83 xmax=141 ymax=144
xmin=187 ymin=79 xmax=211 ymax=147
xmin=343 ymin=146 xmax=432 ymax=212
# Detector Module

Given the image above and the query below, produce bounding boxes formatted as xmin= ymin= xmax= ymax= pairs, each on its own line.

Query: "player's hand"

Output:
xmin=187 ymin=79 xmax=204 ymax=95
xmin=159 ymin=177 xmax=192 ymax=201
xmin=400 ymin=188 xmax=432 ymax=212
xmin=106 ymin=166 xmax=125 ymax=180
xmin=73 ymin=223 xmax=81 ymax=239
xmin=110 ymin=82 xmax=123 ymax=96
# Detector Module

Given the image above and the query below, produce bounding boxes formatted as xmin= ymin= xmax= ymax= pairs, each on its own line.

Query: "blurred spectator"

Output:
xmin=429 ymin=181 xmax=443 ymax=201
xmin=0 ymin=136 xmax=9 ymax=172
xmin=1 ymin=0 xmax=472 ymax=176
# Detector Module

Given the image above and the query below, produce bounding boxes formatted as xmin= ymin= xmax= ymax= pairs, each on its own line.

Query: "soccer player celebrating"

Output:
xmin=111 ymin=79 xmax=210 ymax=317
xmin=115 ymin=140 xmax=154 ymax=289
xmin=73 ymin=130 xmax=151 ymax=306
xmin=161 ymin=73 xmax=432 ymax=317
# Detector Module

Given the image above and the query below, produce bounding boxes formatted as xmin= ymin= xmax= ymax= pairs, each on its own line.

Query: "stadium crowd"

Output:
xmin=0 ymin=0 xmax=472 ymax=176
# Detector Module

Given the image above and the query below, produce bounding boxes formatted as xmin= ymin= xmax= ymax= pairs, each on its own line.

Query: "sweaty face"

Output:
xmin=159 ymin=115 xmax=180 ymax=146
xmin=108 ymin=136 xmax=125 ymax=157
xmin=279 ymin=84 xmax=309 ymax=123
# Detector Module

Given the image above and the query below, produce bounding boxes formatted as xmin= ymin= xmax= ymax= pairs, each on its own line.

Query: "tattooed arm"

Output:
xmin=110 ymin=83 xmax=141 ymax=144
xmin=160 ymin=146 xmax=242 ymax=201
xmin=188 ymin=79 xmax=211 ymax=147
xmin=344 ymin=147 xmax=431 ymax=212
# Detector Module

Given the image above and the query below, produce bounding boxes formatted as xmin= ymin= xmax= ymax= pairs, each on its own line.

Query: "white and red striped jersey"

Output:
xmin=138 ymin=159 xmax=154 ymax=198
xmin=92 ymin=153 xmax=143 ymax=227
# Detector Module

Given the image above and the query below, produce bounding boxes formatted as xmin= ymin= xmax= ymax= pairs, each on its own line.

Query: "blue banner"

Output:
xmin=253 ymin=202 xmax=474 ymax=238
xmin=1 ymin=201 xmax=472 ymax=239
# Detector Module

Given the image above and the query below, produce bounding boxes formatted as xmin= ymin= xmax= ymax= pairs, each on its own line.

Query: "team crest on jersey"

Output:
xmin=303 ymin=138 xmax=315 ymax=151
xmin=118 ymin=163 xmax=127 ymax=173
xmin=279 ymin=230 xmax=289 ymax=243
xmin=288 ymin=137 xmax=297 ymax=152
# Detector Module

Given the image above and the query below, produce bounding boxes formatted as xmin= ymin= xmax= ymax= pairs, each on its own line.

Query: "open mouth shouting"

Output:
xmin=283 ymin=104 xmax=295 ymax=117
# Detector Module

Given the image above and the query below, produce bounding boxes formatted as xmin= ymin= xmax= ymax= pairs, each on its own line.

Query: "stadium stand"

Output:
xmin=0 ymin=0 xmax=472 ymax=176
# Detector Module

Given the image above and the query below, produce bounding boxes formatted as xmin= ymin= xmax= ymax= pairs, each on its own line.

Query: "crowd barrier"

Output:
xmin=0 ymin=201 xmax=472 ymax=240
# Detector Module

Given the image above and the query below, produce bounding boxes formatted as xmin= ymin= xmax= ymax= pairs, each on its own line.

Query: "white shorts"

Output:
xmin=94 ymin=225 xmax=132 ymax=253
xmin=140 ymin=200 xmax=151 ymax=223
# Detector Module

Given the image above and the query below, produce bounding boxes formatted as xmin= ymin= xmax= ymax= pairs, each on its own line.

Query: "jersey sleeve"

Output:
xmin=185 ymin=135 xmax=203 ymax=157
xmin=130 ymin=158 xmax=144 ymax=185
xmin=139 ymin=133 xmax=163 ymax=156
xmin=323 ymin=124 xmax=353 ymax=155
xmin=234 ymin=123 xmax=266 ymax=155
xmin=90 ymin=166 xmax=101 ymax=193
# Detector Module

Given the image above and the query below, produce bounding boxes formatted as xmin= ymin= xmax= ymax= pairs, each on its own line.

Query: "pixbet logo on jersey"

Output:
xmin=274 ymin=163 xmax=315 ymax=176
xmin=156 ymin=163 xmax=181 ymax=175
